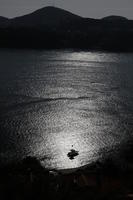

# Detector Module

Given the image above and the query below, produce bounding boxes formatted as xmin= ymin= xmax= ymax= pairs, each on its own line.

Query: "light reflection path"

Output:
xmin=0 ymin=50 xmax=132 ymax=170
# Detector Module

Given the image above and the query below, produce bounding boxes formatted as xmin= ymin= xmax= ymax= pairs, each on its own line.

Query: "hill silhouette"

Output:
xmin=0 ymin=6 xmax=133 ymax=51
xmin=0 ymin=16 xmax=9 ymax=26
xmin=102 ymin=15 xmax=128 ymax=21
xmin=11 ymin=6 xmax=82 ymax=28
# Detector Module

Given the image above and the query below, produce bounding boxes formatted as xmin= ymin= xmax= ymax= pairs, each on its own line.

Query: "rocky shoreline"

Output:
xmin=0 ymin=156 xmax=133 ymax=200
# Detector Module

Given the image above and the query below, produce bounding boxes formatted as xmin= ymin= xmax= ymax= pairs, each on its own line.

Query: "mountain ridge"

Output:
xmin=102 ymin=15 xmax=128 ymax=21
xmin=0 ymin=6 xmax=133 ymax=51
xmin=1 ymin=6 xmax=131 ymax=24
xmin=10 ymin=6 xmax=82 ymax=27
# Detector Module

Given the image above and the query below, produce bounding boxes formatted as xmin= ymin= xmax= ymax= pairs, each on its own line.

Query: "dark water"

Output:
xmin=0 ymin=49 xmax=133 ymax=170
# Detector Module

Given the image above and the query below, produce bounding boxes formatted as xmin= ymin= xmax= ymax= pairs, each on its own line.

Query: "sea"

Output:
xmin=0 ymin=49 xmax=133 ymax=170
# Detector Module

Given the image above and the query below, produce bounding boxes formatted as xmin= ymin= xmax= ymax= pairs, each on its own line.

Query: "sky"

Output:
xmin=0 ymin=0 xmax=133 ymax=19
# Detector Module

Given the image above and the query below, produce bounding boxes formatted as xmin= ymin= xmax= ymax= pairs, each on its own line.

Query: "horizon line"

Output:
xmin=0 ymin=5 xmax=131 ymax=20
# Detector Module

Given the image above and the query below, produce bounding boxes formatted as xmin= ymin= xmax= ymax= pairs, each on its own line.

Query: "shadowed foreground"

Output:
xmin=0 ymin=157 xmax=133 ymax=200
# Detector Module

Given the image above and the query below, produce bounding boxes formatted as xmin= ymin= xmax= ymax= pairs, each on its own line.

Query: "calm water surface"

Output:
xmin=0 ymin=49 xmax=133 ymax=170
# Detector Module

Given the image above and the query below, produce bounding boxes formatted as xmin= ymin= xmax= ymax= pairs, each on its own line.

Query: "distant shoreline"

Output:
xmin=1 ymin=46 xmax=133 ymax=53
xmin=0 ymin=7 xmax=133 ymax=53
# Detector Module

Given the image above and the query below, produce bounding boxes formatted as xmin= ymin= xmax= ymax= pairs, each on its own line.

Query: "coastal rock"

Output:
xmin=67 ymin=149 xmax=79 ymax=160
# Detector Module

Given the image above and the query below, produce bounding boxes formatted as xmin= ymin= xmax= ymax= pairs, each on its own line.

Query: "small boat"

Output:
xmin=67 ymin=149 xmax=79 ymax=160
